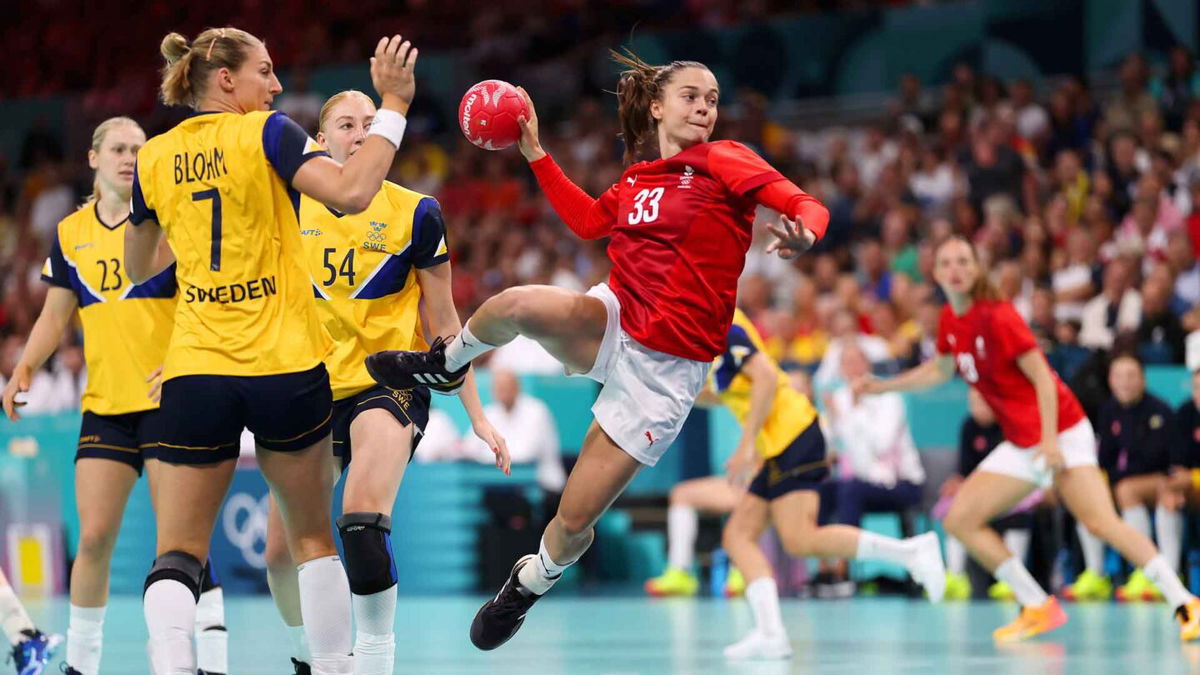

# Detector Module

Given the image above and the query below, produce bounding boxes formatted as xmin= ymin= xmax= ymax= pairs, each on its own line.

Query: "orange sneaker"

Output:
xmin=1176 ymin=598 xmax=1200 ymax=642
xmin=992 ymin=596 xmax=1068 ymax=643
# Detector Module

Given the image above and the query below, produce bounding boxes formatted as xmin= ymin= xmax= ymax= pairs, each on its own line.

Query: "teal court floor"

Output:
xmin=19 ymin=595 xmax=1200 ymax=674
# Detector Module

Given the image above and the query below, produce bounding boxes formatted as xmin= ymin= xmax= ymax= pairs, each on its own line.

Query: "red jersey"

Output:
xmin=937 ymin=300 xmax=1084 ymax=447
xmin=531 ymin=141 xmax=827 ymax=361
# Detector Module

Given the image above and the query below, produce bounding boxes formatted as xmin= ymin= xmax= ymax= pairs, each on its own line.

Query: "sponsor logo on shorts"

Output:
xmin=645 ymin=430 xmax=656 ymax=447
xmin=79 ymin=434 xmax=101 ymax=444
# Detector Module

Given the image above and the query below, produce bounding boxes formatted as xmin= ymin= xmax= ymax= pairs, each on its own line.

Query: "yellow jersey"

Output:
xmin=131 ymin=111 xmax=331 ymax=380
xmin=41 ymin=202 xmax=175 ymax=415
xmin=712 ymin=309 xmax=818 ymax=459
xmin=299 ymin=184 xmax=449 ymax=400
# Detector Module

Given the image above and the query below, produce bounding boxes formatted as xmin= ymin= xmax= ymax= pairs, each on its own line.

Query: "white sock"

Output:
xmin=444 ymin=322 xmax=496 ymax=371
xmin=666 ymin=505 xmax=698 ymax=571
xmin=67 ymin=604 xmax=105 ymax=675
xmin=518 ymin=538 xmax=576 ymax=595
xmin=287 ymin=624 xmax=312 ymax=664
xmin=0 ymin=583 xmax=35 ymax=646
xmin=298 ymin=556 xmax=353 ymax=675
xmin=1076 ymin=522 xmax=1106 ymax=574
xmin=1144 ymin=554 xmax=1193 ymax=607
xmin=144 ymin=580 xmax=197 ymax=674
xmin=1155 ymin=506 xmax=1184 ymax=571
xmin=855 ymin=531 xmax=916 ymax=566
xmin=1003 ymin=529 xmax=1031 ymax=566
xmin=994 ymin=557 xmax=1050 ymax=607
xmin=1122 ymin=504 xmax=1152 ymax=539
xmin=195 ymin=588 xmax=227 ymax=674
xmin=352 ymin=586 xmax=396 ymax=675
xmin=745 ymin=577 xmax=786 ymax=637
xmin=945 ymin=536 xmax=967 ymax=575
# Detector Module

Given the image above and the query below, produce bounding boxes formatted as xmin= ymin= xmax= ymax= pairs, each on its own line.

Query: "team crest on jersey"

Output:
xmin=1150 ymin=414 xmax=1163 ymax=430
xmin=363 ymin=221 xmax=388 ymax=251
xmin=679 ymin=164 xmax=695 ymax=189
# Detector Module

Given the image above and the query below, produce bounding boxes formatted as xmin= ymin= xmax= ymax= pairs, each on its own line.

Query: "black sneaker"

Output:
xmin=291 ymin=658 xmax=312 ymax=675
xmin=365 ymin=335 xmax=469 ymax=394
xmin=470 ymin=554 xmax=543 ymax=650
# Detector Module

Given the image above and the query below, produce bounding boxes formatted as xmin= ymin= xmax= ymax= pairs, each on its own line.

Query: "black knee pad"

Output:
xmin=337 ymin=512 xmax=397 ymax=595
xmin=200 ymin=554 xmax=221 ymax=593
xmin=144 ymin=550 xmax=204 ymax=601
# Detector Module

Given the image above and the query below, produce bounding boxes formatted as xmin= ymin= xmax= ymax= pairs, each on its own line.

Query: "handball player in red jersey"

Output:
xmin=367 ymin=52 xmax=827 ymax=650
xmin=856 ymin=235 xmax=1200 ymax=642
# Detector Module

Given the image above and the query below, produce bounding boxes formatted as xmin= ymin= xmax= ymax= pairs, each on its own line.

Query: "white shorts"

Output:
xmin=976 ymin=418 xmax=1098 ymax=488
xmin=571 ymin=283 xmax=711 ymax=467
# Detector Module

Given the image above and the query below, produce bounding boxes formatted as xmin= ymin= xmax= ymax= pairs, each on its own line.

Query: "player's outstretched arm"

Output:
xmin=292 ymin=36 xmax=417 ymax=214
xmin=855 ymin=354 xmax=956 ymax=396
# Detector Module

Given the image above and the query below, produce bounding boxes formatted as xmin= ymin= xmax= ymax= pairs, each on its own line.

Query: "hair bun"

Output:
xmin=160 ymin=32 xmax=192 ymax=65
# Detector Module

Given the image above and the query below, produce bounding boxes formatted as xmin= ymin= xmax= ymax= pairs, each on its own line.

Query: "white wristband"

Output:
xmin=368 ymin=108 xmax=407 ymax=149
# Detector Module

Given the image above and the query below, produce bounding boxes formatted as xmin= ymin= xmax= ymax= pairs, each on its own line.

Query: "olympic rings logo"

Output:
xmin=221 ymin=492 xmax=270 ymax=569
xmin=365 ymin=231 xmax=386 ymax=243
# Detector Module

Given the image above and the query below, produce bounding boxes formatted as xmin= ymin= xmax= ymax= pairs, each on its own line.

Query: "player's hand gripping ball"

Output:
xmin=459 ymin=80 xmax=529 ymax=151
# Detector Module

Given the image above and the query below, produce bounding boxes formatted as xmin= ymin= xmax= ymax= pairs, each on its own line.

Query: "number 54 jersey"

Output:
xmin=298 ymin=183 xmax=449 ymax=400
xmin=42 ymin=202 xmax=176 ymax=415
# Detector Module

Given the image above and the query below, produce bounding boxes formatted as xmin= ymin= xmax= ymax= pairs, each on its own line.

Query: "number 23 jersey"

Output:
xmin=936 ymin=299 xmax=1083 ymax=448
xmin=299 ymin=183 xmax=449 ymax=400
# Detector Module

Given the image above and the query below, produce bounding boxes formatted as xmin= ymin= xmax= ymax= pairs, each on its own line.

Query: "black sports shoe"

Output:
xmin=291 ymin=658 xmax=312 ymax=675
xmin=365 ymin=335 xmax=469 ymax=395
xmin=470 ymin=554 xmax=543 ymax=650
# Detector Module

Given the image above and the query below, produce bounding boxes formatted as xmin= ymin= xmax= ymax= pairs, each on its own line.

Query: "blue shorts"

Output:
xmin=748 ymin=423 xmax=830 ymax=501
xmin=156 ymin=364 xmax=333 ymax=465
xmin=77 ymin=409 xmax=163 ymax=475
xmin=333 ymin=385 xmax=430 ymax=471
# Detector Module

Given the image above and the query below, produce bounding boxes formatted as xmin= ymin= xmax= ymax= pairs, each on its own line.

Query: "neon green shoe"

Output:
xmin=1062 ymin=570 xmax=1113 ymax=602
xmin=644 ymin=567 xmax=699 ymax=597
xmin=943 ymin=572 xmax=972 ymax=601
xmin=988 ymin=581 xmax=1015 ymax=602
xmin=724 ymin=567 xmax=746 ymax=597
xmin=1116 ymin=569 xmax=1162 ymax=602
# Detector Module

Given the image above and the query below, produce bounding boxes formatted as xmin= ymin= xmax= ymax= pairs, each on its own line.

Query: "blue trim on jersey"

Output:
xmin=263 ymin=112 xmax=329 ymax=185
xmin=411 ymin=197 xmax=449 ymax=268
xmin=352 ymin=250 xmax=414 ymax=300
xmin=123 ymin=263 xmax=178 ymax=299
xmin=713 ymin=324 xmax=757 ymax=392
xmin=64 ymin=260 xmax=104 ymax=308
xmin=130 ymin=165 xmax=157 ymax=226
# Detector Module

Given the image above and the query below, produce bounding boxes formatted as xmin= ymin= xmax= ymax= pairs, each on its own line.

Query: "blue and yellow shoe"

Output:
xmin=11 ymin=630 xmax=61 ymax=675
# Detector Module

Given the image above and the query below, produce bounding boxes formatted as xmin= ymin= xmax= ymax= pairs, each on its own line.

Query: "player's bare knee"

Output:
xmin=264 ymin=536 xmax=294 ymax=575
xmin=943 ymin=508 xmax=979 ymax=539
xmin=77 ymin=527 xmax=119 ymax=561
xmin=1080 ymin=514 xmax=1113 ymax=540
xmin=555 ymin=509 xmax=595 ymax=539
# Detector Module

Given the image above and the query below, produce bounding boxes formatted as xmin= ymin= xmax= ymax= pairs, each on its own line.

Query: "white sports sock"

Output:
xmin=945 ymin=536 xmax=967 ymax=576
xmin=1155 ymin=506 xmax=1184 ymax=571
xmin=745 ymin=578 xmax=786 ymax=637
xmin=67 ymin=604 xmax=105 ymax=675
xmin=0 ymin=583 xmax=35 ymax=646
xmin=287 ymin=624 xmax=312 ymax=664
xmin=855 ymin=531 xmax=916 ymax=566
xmin=144 ymin=580 xmax=197 ymax=674
xmin=195 ymin=587 xmax=227 ymax=674
xmin=444 ymin=322 xmax=496 ymax=371
xmin=1003 ymin=529 xmax=1031 ymax=566
xmin=298 ymin=556 xmax=352 ymax=675
xmin=1076 ymin=522 xmax=1106 ymax=574
xmin=1144 ymin=554 xmax=1193 ymax=607
xmin=994 ymin=557 xmax=1050 ymax=607
xmin=1122 ymin=504 xmax=1152 ymax=540
xmin=666 ymin=505 xmax=698 ymax=571
xmin=352 ymin=586 xmax=396 ymax=675
xmin=518 ymin=538 xmax=577 ymax=595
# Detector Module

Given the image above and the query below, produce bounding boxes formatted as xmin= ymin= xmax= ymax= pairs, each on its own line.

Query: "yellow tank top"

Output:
xmin=299 ymin=183 xmax=449 ymax=400
xmin=41 ymin=202 xmax=175 ymax=415
xmin=712 ymin=309 xmax=818 ymax=458
xmin=131 ymin=111 xmax=331 ymax=379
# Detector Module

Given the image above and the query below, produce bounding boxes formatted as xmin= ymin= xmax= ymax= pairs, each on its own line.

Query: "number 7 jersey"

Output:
xmin=131 ymin=111 xmax=332 ymax=380
xmin=298 ymin=183 xmax=449 ymax=400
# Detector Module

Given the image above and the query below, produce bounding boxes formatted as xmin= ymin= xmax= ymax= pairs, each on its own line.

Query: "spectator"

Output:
xmin=461 ymin=369 xmax=566 ymax=495
xmin=1104 ymin=53 xmax=1157 ymax=135
xmin=962 ymin=120 xmax=1026 ymax=214
xmin=1012 ymin=79 xmax=1050 ymax=145
xmin=1052 ymin=227 xmax=1098 ymax=322
xmin=1079 ymin=258 xmax=1142 ymax=350
xmin=1105 ymin=131 xmax=1142 ymax=220
xmin=1136 ymin=265 xmax=1187 ymax=363
xmin=1151 ymin=46 xmax=1200 ymax=132
xmin=813 ymin=308 xmax=890 ymax=392
xmin=1096 ymin=354 xmax=1183 ymax=593
xmin=1167 ymin=231 xmax=1200 ymax=310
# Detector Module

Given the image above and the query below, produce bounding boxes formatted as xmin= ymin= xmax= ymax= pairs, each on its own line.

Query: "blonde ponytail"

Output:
xmin=159 ymin=27 xmax=262 ymax=107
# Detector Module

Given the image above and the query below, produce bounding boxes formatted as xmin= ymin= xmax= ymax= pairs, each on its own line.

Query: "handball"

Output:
xmin=458 ymin=79 xmax=528 ymax=151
